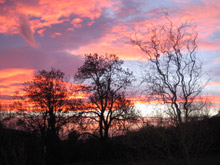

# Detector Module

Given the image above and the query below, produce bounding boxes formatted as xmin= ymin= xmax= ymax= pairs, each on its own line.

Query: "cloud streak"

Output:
xmin=18 ymin=15 xmax=38 ymax=47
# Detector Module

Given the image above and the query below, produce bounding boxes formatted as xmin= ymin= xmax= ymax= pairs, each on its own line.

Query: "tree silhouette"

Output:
xmin=131 ymin=17 xmax=207 ymax=126
xmin=131 ymin=16 xmax=209 ymax=165
xmin=75 ymin=54 xmax=138 ymax=142
xmin=23 ymin=68 xmax=79 ymax=164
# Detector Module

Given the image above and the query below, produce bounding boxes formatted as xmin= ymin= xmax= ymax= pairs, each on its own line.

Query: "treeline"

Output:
xmin=1 ymin=115 xmax=220 ymax=164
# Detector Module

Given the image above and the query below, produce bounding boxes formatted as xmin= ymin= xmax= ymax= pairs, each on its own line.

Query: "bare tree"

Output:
xmin=22 ymin=68 xmax=80 ymax=164
xmin=131 ymin=17 xmax=207 ymax=126
xmin=75 ymin=53 xmax=139 ymax=142
xmin=23 ymin=68 xmax=76 ymax=137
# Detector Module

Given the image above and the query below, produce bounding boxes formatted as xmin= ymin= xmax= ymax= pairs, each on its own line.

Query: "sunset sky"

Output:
xmin=0 ymin=0 xmax=220 ymax=114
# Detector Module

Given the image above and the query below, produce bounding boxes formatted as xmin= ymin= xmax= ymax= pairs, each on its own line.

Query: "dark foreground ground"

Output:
xmin=68 ymin=154 xmax=220 ymax=165
xmin=1 ymin=116 xmax=220 ymax=165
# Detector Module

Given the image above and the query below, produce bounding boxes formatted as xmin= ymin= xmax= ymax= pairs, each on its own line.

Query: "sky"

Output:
xmin=0 ymin=0 xmax=220 ymax=115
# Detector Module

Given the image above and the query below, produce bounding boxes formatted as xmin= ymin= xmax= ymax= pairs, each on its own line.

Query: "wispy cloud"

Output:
xmin=18 ymin=15 xmax=38 ymax=47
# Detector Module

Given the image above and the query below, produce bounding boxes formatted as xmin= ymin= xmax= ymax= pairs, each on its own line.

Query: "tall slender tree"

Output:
xmin=131 ymin=17 xmax=207 ymax=126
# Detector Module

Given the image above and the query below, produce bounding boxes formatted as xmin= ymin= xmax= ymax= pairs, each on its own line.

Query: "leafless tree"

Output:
xmin=75 ymin=53 xmax=139 ymax=142
xmin=131 ymin=17 xmax=207 ymax=126
xmin=23 ymin=68 xmax=80 ymax=138
xmin=22 ymin=68 xmax=81 ymax=164
xmin=130 ymin=15 xmax=212 ymax=165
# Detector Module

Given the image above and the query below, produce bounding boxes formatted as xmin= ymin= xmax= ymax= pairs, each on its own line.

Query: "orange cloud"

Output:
xmin=67 ymin=2 xmax=220 ymax=61
xmin=120 ymin=1 xmax=220 ymax=53
xmin=71 ymin=18 xmax=83 ymax=28
xmin=0 ymin=68 xmax=35 ymax=96
xmin=50 ymin=32 xmax=62 ymax=39
xmin=37 ymin=28 xmax=46 ymax=36
xmin=128 ymin=94 xmax=220 ymax=106
xmin=168 ymin=0 xmax=220 ymax=51
xmin=67 ymin=24 xmax=146 ymax=61
xmin=203 ymin=95 xmax=220 ymax=103
xmin=0 ymin=0 xmax=113 ymax=34
xmin=0 ymin=0 xmax=115 ymax=46
xmin=1 ymin=0 xmax=219 ymax=52
xmin=206 ymin=81 xmax=220 ymax=86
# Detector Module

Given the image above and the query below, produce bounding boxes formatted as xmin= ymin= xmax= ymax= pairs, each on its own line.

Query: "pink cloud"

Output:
xmin=50 ymin=32 xmax=62 ymax=39
xmin=67 ymin=30 xmax=145 ymax=61
xmin=198 ymin=39 xmax=220 ymax=51
xmin=0 ymin=0 xmax=114 ymax=46
xmin=215 ymin=58 xmax=220 ymax=63
xmin=0 ymin=0 xmax=5 ymax=4
xmin=206 ymin=81 xmax=220 ymax=86
xmin=66 ymin=0 xmax=220 ymax=60
xmin=37 ymin=28 xmax=46 ymax=36
xmin=71 ymin=18 xmax=83 ymax=28
xmin=165 ymin=0 xmax=220 ymax=51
